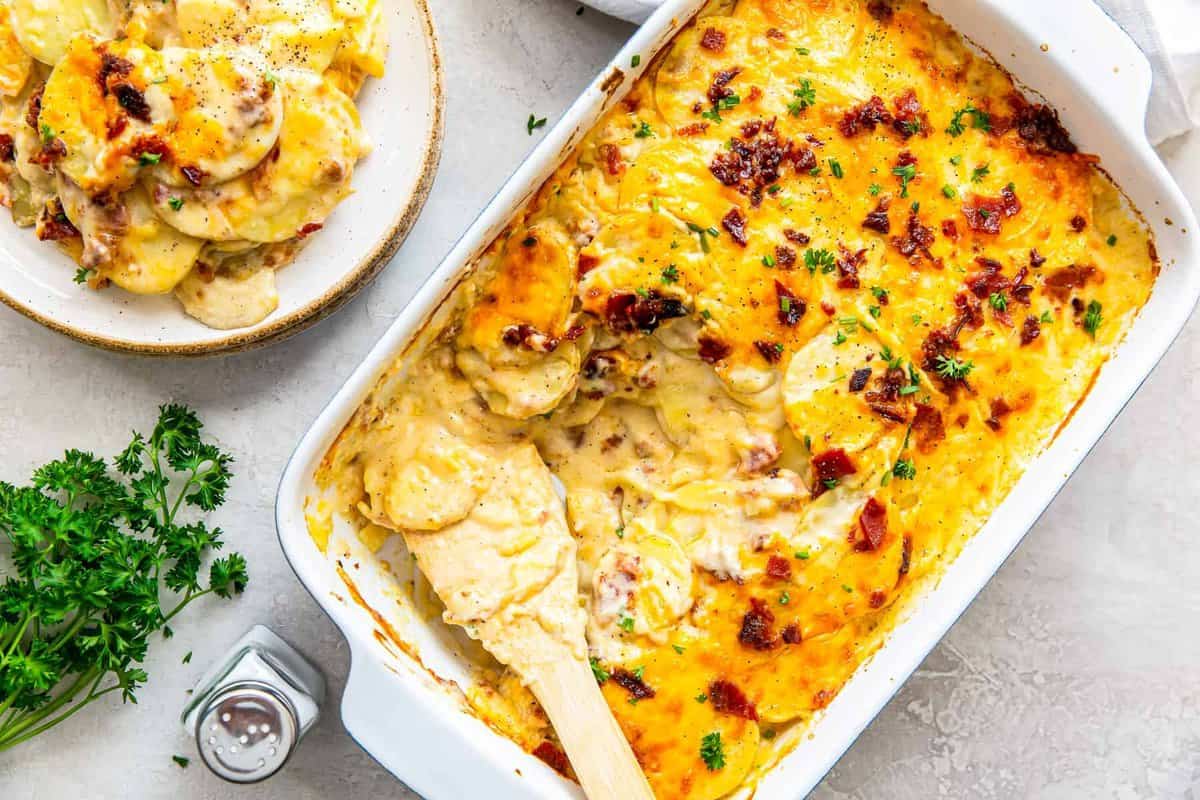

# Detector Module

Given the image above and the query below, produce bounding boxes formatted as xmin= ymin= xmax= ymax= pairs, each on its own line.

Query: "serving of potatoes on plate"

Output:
xmin=0 ymin=0 xmax=386 ymax=329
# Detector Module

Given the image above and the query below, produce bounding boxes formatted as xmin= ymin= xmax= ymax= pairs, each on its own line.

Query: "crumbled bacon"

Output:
xmin=698 ymin=335 xmax=732 ymax=363
xmin=677 ymin=122 xmax=709 ymax=137
xmin=29 ymin=138 xmax=66 ymax=168
xmin=1043 ymin=263 xmax=1097 ymax=301
xmin=869 ymin=590 xmax=887 ymax=609
xmin=180 ymin=165 xmax=207 ymax=186
xmin=0 ymin=134 xmax=14 ymax=163
xmin=891 ymin=211 xmax=935 ymax=263
xmin=132 ymin=134 xmax=170 ymax=164
xmin=899 ymin=535 xmax=913 ymax=577
xmin=911 ymin=403 xmax=946 ymax=452
xmin=738 ymin=598 xmax=779 ymax=651
xmin=1020 ymin=315 xmax=1042 ymax=346
xmin=839 ymin=95 xmax=892 ymax=138
xmin=856 ymin=497 xmax=888 ymax=551
xmin=502 ymin=323 xmax=561 ymax=352
xmin=1009 ymin=95 xmax=1077 ymax=155
xmin=891 ymin=89 xmax=928 ymax=138
xmin=740 ymin=119 xmax=763 ymax=138
xmin=849 ymin=367 xmax=872 ymax=393
xmin=709 ymin=128 xmax=789 ymax=202
xmin=97 ymin=53 xmax=133 ymax=94
xmin=775 ymin=245 xmax=796 ymax=269
xmin=765 ymin=555 xmax=792 ymax=581
xmin=775 ymin=280 xmax=804 ymax=326
xmin=1069 ymin=214 xmax=1087 ymax=232
xmin=709 ymin=680 xmax=758 ymax=720
xmin=863 ymin=198 xmax=891 ymax=234
xmin=867 ymin=0 xmax=894 ymax=22
xmin=941 ymin=219 xmax=959 ymax=240
xmin=754 ymin=340 xmax=783 ymax=363
xmin=577 ymin=252 xmax=599 ymax=276
xmin=598 ymin=143 xmax=624 ymax=176
xmin=707 ymin=67 xmax=742 ymax=106
xmin=36 ymin=199 xmax=79 ymax=241
xmin=954 ymin=290 xmax=985 ymax=330
xmin=25 ymin=84 xmax=44 ymax=131
xmin=985 ymin=398 xmax=1012 ymax=431
xmin=605 ymin=290 xmax=687 ymax=334
xmin=784 ymin=229 xmax=810 ymax=246
xmin=296 ymin=222 xmax=323 ymax=239
xmin=722 ymin=206 xmax=748 ymax=246
xmin=533 ymin=742 xmax=571 ymax=777
xmin=1029 ymin=248 xmax=1046 ymax=268
xmin=611 ymin=668 xmax=656 ymax=700
xmin=1010 ymin=266 xmax=1033 ymax=305
xmin=836 ymin=246 xmax=865 ymax=290
xmin=965 ymin=256 xmax=1008 ymax=299
xmin=962 ymin=186 xmax=1021 ymax=234
xmin=781 ymin=624 xmax=802 ymax=644
xmin=811 ymin=448 xmax=856 ymax=497
xmin=700 ymin=27 xmax=727 ymax=52
xmin=112 ymin=82 xmax=151 ymax=122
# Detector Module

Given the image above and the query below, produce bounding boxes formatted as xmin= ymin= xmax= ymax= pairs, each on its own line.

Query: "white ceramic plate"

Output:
xmin=0 ymin=0 xmax=443 ymax=355
xmin=276 ymin=0 xmax=1200 ymax=798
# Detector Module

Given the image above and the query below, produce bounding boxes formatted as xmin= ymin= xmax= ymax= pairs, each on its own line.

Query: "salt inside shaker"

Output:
xmin=182 ymin=625 xmax=325 ymax=783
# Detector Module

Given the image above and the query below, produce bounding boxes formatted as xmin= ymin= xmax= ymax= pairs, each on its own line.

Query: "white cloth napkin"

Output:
xmin=577 ymin=0 xmax=1200 ymax=144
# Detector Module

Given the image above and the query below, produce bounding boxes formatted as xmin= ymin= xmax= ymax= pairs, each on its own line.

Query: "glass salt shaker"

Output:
xmin=181 ymin=625 xmax=325 ymax=783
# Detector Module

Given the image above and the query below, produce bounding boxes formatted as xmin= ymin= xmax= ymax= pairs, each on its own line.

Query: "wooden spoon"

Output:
xmin=400 ymin=443 xmax=654 ymax=800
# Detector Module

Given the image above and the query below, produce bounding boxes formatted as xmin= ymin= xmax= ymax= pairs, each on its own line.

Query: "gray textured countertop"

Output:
xmin=2 ymin=1 xmax=1198 ymax=798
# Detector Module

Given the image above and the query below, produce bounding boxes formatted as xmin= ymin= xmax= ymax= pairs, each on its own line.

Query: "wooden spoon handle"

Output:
xmin=527 ymin=652 xmax=655 ymax=800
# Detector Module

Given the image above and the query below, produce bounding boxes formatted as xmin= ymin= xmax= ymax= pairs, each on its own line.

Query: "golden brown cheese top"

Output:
xmin=315 ymin=1 xmax=1158 ymax=797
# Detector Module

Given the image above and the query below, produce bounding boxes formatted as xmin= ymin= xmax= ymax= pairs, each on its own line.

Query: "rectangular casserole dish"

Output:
xmin=276 ymin=1 xmax=1200 ymax=797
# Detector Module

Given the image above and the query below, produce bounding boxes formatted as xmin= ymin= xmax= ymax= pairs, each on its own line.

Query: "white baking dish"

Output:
xmin=276 ymin=1 xmax=1200 ymax=797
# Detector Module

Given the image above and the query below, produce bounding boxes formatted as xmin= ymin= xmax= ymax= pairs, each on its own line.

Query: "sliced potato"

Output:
xmin=0 ymin=2 xmax=31 ymax=95
xmin=174 ymin=264 xmax=279 ymax=328
xmin=176 ymin=0 xmax=344 ymax=72
xmin=10 ymin=0 xmax=110 ymax=65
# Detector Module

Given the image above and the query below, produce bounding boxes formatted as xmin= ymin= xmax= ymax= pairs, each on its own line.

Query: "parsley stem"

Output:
xmin=0 ymin=666 xmax=100 ymax=747
xmin=0 ymin=679 xmax=119 ymax=751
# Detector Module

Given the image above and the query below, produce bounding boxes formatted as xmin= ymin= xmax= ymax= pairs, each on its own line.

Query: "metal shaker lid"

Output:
xmin=195 ymin=681 xmax=298 ymax=783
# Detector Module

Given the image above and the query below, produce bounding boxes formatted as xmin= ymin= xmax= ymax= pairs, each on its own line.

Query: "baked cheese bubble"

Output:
xmin=147 ymin=70 xmax=367 ymax=243
xmin=9 ymin=0 xmax=110 ymax=66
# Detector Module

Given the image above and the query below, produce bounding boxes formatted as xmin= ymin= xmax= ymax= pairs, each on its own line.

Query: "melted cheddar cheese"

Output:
xmin=314 ymin=1 xmax=1158 ymax=797
xmin=0 ymin=0 xmax=384 ymax=328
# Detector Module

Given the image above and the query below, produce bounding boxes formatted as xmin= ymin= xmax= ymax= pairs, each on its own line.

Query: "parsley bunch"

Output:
xmin=0 ymin=405 xmax=247 ymax=751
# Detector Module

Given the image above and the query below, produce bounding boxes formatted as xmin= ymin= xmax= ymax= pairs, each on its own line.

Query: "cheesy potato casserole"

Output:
xmin=0 ymin=0 xmax=385 ymax=328
xmin=315 ymin=0 xmax=1158 ymax=796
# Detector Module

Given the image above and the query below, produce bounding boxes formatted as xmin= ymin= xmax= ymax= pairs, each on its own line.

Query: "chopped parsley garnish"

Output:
xmin=615 ymin=525 xmax=625 ymax=538
xmin=631 ymin=54 xmax=641 ymax=68
xmin=868 ymin=305 xmax=882 ymax=319
xmin=701 ymin=309 xmax=713 ymax=320
xmin=1083 ymin=300 xmax=1103 ymax=337
xmin=590 ymin=657 xmax=610 ymax=684
xmin=673 ymin=644 xmax=686 ymax=655
xmin=833 ymin=330 xmax=847 ymax=346
xmin=988 ymin=292 xmax=1008 ymax=311
xmin=893 ymin=458 xmax=917 ymax=480
xmin=618 ymin=613 xmax=635 ymax=632
xmin=838 ymin=316 xmax=859 ymax=333
xmin=842 ymin=584 xmax=854 ymax=593
xmin=40 ymin=124 xmax=55 ymax=143
xmin=168 ymin=197 xmax=184 ymax=211
xmin=970 ymin=163 xmax=991 ymax=183
xmin=762 ymin=253 xmax=776 ymax=268
xmin=934 ymin=354 xmax=975 ymax=380
xmin=635 ymin=286 xmax=649 ymax=298
xmin=700 ymin=732 xmax=726 ymax=771
xmin=787 ymin=79 xmax=816 ymax=116
xmin=942 ymin=184 xmax=957 ymax=199
xmin=661 ymin=264 xmax=680 ymax=284
xmin=804 ymin=248 xmax=835 ymax=274
xmin=1106 ymin=234 xmax=1118 ymax=246
xmin=634 ymin=120 xmax=654 ymax=138
xmin=868 ymin=183 xmax=882 ymax=196
xmin=795 ymin=549 xmax=810 ymax=560
xmin=172 ymin=756 xmax=190 ymax=769
xmin=778 ymin=591 xmax=790 ymax=605
xmin=912 ymin=313 xmax=923 ymax=325
xmin=687 ymin=221 xmax=713 ymax=253
xmin=264 ymin=70 xmax=278 ymax=89
xmin=892 ymin=162 xmax=917 ymax=198
xmin=182 ymin=651 xmax=192 ymax=664
xmin=1040 ymin=310 xmax=1054 ymax=324
xmin=903 ymin=119 xmax=922 ymax=136
xmin=779 ymin=296 xmax=792 ymax=313
xmin=526 ymin=114 xmax=547 ymax=135
xmin=829 ymin=158 xmax=844 ymax=179
xmin=794 ymin=46 xmax=810 ymax=56
xmin=949 ymin=154 xmax=963 ymax=166
xmin=138 ymin=152 xmax=162 ymax=166
xmin=946 ymin=103 xmax=991 ymax=137
xmin=632 ymin=665 xmax=646 ymax=680
xmin=73 ymin=267 xmax=92 ymax=284
xmin=822 ymin=478 xmax=840 ymax=490
xmin=695 ymin=693 xmax=708 ymax=703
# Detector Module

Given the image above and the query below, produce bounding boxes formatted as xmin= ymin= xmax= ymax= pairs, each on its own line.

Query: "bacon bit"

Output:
xmin=849 ymin=367 xmax=873 ymax=393
xmin=0 ymin=134 xmax=14 ymax=163
xmin=1009 ymin=95 xmax=1077 ymax=155
xmin=891 ymin=89 xmax=928 ymax=138
xmin=891 ymin=212 xmax=935 ymax=263
xmin=911 ymin=403 xmax=946 ymax=452
xmin=25 ymin=84 xmax=44 ymax=131
xmin=954 ymin=291 xmax=985 ymax=330
xmin=533 ymin=742 xmax=571 ymax=777
xmin=501 ymin=323 xmax=560 ymax=352
xmin=709 ymin=679 xmax=758 ymax=720
xmin=1069 ymin=214 xmax=1087 ymax=232
xmin=1011 ymin=266 xmax=1033 ymax=305
xmin=1020 ymin=315 xmax=1042 ymax=346
xmin=784 ymin=229 xmax=810 ymax=246
xmin=869 ymin=590 xmax=887 ymax=609
xmin=29 ymin=138 xmax=66 ymax=168
xmin=97 ymin=53 xmax=133 ymax=93
xmin=598 ymin=143 xmax=624 ymax=176
xmin=766 ymin=27 xmax=785 ymax=40
xmin=738 ymin=598 xmax=779 ymax=651
xmin=722 ymin=206 xmax=748 ymax=246
xmin=867 ymin=0 xmax=894 ymax=22
xmin=707 ymin=67 xmax=742 ymax=106
xmin=195 ymin=262 xmax=216 ymax=283
xmin=747 ymin=86 xmax=763 ymax=102
xmin=180 ymin=165 xmax=207 ymax=186
xmin=606 ymin=291 xmax=687 ymax=334
xmin=836 ymin=246 xmax=865 ymax=289
xmin=820 ymin=301 xmax=836 ymax=316
xmin=112 ymin=82 xmax=151 ymax=122
xmin=856 ymin=497 xmax=888 ymax=551
xmin=132 ymin=135 xmax=170 ymax=163
xmin=838 ymin=95 xmax=892 ymax=138
xmin=677 ymin=122 xmax=709 ymax=137
xmin=1043 ymin=263 xmax=1097 ymax=301
xmin=791 ymin=146 xmax=817 ymax=173
xmin=577 ymin=252 xmax=599 ymax=276
xmin=754 ymin=340 xmax=783 ymax=364
xmin=582 ymin=352 xmax=616 ymax=381
xmin=709 ymin=128 xmax=791 ymax=202
xmin=863 ymin=198 xmax=891 ymax=234
xmin=1030 ymin=248 xmax=1047 ymax=268
xmin=965 ymin=256 xmax=1007 ymax=299
xmin=811 ymin=448 xmax=856 ymax=497
xmin=740 ymin=119 xmax=763 ymax=138
xmin=698 ymin=335 xmax=732 ymax=363
xmin=765 ymin=555 xmax=792 ymax=581
xmin=700 ymin=27 xmax=727 ymax=52
xmin=941 ymin=219 xmax=959 ymax=240
xmin=36 ymin=199 xmax=79 ymax=241
xmin=775 ymin=245 xmax=797 ymax=269
xmin=985 ymin=398 xmax=1012 ymax=431
xmin=106 ymin=116 xmax=128 ymax=139
xmin=813 ymin=689 xmax=835 ymax=709
xmin=611 ymin=668 xmax=656 ymax=700
xmin=775 ymin=280 xmax=805 ymax=326
xmin=899 ymin=535 xmax=913 ymax=578
xmin=781 ymin=624 xmax=802 ymax=644
xmin=962 ymin=186 xmax=1021 ymax=234
xmin=296 ymin=222 xmax=323 ymax=238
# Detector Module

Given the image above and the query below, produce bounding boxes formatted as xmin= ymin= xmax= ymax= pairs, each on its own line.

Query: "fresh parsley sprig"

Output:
xmin=0 ymin=405 xmax=247 ymax=751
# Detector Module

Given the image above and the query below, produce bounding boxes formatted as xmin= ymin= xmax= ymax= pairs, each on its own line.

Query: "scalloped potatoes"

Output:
xmin=0 ymin=0 xmax=386 ymax=327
